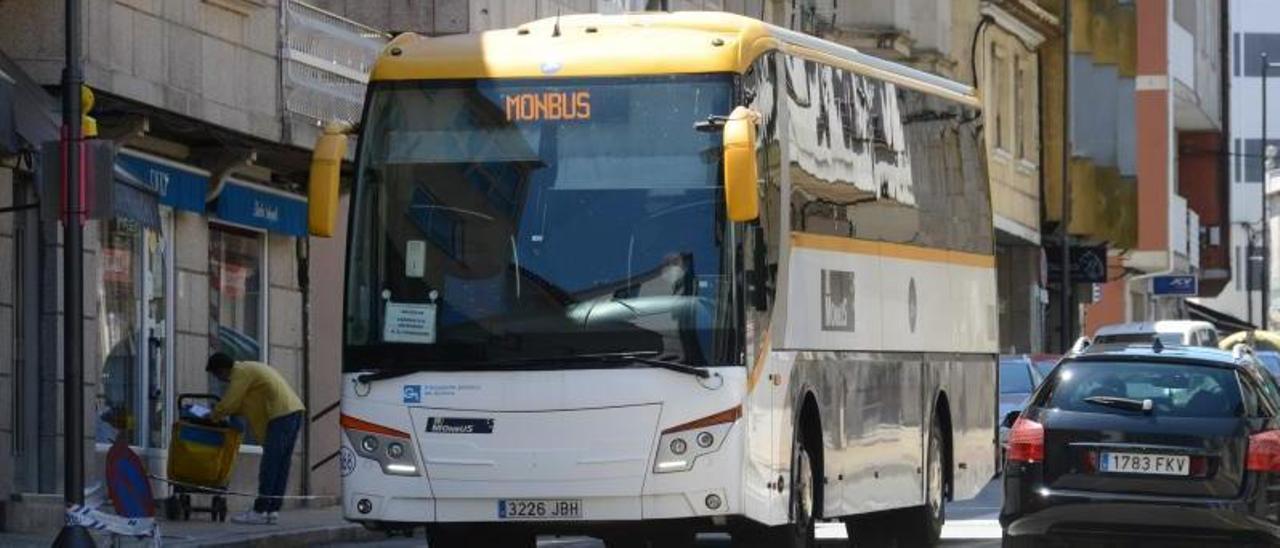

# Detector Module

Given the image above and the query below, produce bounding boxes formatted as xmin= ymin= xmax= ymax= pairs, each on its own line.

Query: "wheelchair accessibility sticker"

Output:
xmin=403 ymin=385 xmax=422 ymax=404
xmin=339 ymin=447 xmax=357 ymax=477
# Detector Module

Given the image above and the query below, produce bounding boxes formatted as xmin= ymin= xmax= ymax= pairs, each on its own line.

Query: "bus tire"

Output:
xmin=733 ymin=419 xmax=818 ymax=548
xmin=895 ymin=416 xmax=946 ymax=547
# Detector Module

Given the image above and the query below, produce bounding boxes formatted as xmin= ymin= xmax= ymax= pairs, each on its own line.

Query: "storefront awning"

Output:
xmin=115 ymin=150 xmax=209 ymax=213
xmin=112 ymin=164 xmax=160 ymax=229
xmin=1187 ymin=301 xmax=1256 ymax=334
xmin=214 ymin=179 xmax=307 ymax=237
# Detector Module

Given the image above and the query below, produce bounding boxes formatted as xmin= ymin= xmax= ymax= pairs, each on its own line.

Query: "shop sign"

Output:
xmin=1045 ymin=244 xmax=1108 ymax=284
xmin=115 ymin=151 xmax=209 ymax=213
xmin=220 ymin=264 xmax=248 ymax=299
xmin=214 ymin=179 xmax=307 ymax=236
xmin=102 ymin=247 xmax=132 ymax=284
xmin=1152 ymin=275 xmax=1198 ymax=297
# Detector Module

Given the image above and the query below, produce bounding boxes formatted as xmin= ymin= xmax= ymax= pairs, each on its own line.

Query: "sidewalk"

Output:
xmin=0 ymin=505 xmax=378 ymax=547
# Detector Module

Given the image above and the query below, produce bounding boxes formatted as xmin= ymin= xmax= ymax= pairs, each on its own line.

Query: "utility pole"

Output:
xmin=1059 ymin=0 xmax=1073 ymax=352
xmin=52 ymin=0 xmax=92 ymax=545
xmin=1263 ymin=53 xmax=1273 ymax=330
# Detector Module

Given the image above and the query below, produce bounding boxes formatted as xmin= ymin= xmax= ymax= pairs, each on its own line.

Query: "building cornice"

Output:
xmin=981 ymin=2 xmax=1049 ymax=49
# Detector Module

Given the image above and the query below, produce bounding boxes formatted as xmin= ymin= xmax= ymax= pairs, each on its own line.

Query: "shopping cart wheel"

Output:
xmin=212 ymin=496 xmax=228 ymax=522
xmin=164 ymin=496 xmax=180 ymax=520
xmin=180 ymin=493 xmax=192 ymax=521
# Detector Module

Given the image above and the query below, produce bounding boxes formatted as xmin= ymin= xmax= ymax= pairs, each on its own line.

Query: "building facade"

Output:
xmin=1071 ymin=0 xmax=1228 ymax=340
xmin=0 ymin=0 xmax=383 ymax=530
xmin=1199 ymin=0 xmax=1280 ymax=330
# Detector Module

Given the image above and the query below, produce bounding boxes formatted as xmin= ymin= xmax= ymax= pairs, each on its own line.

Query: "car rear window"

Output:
xmin=1038 ymin=361 xmax=1243 ymax=418
xmin=1093 ymin=333 xmax=1182 ymax=345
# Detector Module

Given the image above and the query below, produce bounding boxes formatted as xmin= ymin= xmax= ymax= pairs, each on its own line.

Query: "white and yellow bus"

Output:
xmin=308 ymin=11 xmax=997 ymax=548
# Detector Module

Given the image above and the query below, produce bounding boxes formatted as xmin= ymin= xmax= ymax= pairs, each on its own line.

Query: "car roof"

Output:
xmin=1069 ymin=342 xmax=1247 ymax=369
xmin=1093 ymin=320 xmax=1215 ymax=337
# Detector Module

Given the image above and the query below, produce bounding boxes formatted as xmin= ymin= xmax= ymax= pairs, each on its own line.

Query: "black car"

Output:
xmin=1001 ymin=342 xmax=1280 ymax=547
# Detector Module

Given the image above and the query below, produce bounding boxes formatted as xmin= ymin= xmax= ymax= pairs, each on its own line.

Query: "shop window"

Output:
xmin=209 ymin=224 xmax=266 ymax=444
xmin=96 ymin=217 xmax=170 ymax=449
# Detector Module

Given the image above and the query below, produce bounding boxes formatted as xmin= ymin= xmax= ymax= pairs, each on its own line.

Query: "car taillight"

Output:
xmin=1248 ymin=430 xmax=1280 ymax=472
xmin=1007 ymin=417 xmax=1044 ymax=464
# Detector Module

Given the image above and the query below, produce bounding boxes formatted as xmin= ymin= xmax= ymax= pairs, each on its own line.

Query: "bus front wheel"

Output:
xmin=738 ymin=420 xmax=818 ymax=548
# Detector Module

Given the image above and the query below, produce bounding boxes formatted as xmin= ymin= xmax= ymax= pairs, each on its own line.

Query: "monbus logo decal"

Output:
xmin=821 ymin=269 xmax=856 ymax=332
xmin=426 ymin=417 xmax=495 ymax=434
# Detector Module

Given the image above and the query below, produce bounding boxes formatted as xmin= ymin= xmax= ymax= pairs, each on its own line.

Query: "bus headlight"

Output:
xmin=670 ymin=438 xmax=688 ymax=455
xmin=654 ymin=406 xmax=740 ymax=474
xmin=387 ymin=442 xmax=405 ymax=459
xmin=341 ymin=414 xmax=420 ymax=477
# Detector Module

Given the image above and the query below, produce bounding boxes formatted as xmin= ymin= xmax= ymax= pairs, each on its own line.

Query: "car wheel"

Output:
xmin=895 ymin=418 xmax=946 ymax=546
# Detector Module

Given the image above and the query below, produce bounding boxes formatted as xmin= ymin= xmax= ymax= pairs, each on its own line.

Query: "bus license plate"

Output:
xmin=498 ymin=499 xmax=583 ymax=520
xmin=1099 ymin=452 xmax=1189 ymax=476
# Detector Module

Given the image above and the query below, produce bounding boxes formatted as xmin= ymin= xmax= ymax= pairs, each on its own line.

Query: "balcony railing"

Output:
xmin=283 ymin=0 xmax=390 ymax=145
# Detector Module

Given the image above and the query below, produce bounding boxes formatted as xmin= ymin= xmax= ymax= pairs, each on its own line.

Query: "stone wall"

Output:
xmin=0 ymin=0 xmax=284 ymax=142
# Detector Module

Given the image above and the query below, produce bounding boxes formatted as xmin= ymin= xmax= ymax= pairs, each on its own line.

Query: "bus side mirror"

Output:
xmin=722 ymin=106 xmax=759 ymax=222
xmin=308 ymin=122 xmax=350 ymax=237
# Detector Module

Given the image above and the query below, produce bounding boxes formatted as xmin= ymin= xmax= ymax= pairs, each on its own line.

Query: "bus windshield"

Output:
xmin=344 ymin=75 xmax=738 ymax=372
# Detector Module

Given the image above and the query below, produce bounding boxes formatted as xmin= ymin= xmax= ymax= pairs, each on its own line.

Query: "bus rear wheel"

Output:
xmin=895 ymin=416 xmax=947 ymax=546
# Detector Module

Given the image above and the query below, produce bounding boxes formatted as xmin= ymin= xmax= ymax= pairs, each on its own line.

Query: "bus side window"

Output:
xmin=747 ymin=54 xmax=781 ymax=313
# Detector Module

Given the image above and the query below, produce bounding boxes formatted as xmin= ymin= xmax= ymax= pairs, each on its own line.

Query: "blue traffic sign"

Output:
xmin=1151 ymin=275 xmax=1198 ymax=296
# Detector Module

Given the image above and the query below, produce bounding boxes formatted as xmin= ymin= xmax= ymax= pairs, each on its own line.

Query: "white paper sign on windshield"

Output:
xmin=384 ymin=301 xmax=437 ymax=344
xmin=405 ymin=240 xmax=426 ymax=278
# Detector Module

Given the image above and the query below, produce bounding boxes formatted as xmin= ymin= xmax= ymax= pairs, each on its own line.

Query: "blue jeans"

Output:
xmin=254 ymin=411 xmax=302 ymax=513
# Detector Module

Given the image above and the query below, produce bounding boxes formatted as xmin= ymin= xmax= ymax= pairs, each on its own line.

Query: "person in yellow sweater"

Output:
xmin=206 ymin=353 xmax=305 ymax=525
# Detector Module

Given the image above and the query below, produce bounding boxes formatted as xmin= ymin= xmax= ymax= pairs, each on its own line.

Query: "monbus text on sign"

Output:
xmin=503 ymin=91 xmax=592 ymax=122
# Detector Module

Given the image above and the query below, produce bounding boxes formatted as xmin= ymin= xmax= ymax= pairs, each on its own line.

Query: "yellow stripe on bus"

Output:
xmin=746 ymin=328 xmax=772 ymax=394
xmin=791 ymin=232 xmax=995 ymax=269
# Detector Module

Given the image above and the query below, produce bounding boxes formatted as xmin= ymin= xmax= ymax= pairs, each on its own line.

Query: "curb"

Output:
xmin=175 ymin=523 xmax=380 ymax=547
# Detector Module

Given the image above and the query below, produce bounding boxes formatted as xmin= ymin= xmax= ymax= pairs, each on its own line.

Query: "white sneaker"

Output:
xmin=268 ymin=512 xmax=279 ymax=524
xmin=231 ymin=510 xmax=273 ymax=525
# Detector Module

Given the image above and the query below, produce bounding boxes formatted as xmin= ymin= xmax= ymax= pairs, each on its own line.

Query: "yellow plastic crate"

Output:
xmin=167 ymin=419 xmax=241 ymax=489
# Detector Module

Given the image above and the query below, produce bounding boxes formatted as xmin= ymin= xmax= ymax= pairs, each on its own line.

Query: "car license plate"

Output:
xmin=1099 ymin=452 xmax=1189 ymax=476
xmin=498 ymin=499 xmax=582 ymax=520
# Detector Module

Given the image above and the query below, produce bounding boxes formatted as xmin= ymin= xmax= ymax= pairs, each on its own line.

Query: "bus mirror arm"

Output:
xmin=308 ymin=121 xmax=352 ymax=237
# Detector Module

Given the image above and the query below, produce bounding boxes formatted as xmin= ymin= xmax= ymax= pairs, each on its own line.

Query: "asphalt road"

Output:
xmin=322 ymin=479 xmax=1004 ymax=548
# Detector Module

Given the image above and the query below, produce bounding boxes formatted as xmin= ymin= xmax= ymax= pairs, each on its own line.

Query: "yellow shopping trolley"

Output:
xmin=165 ymin=394 xmax=242 ymax=522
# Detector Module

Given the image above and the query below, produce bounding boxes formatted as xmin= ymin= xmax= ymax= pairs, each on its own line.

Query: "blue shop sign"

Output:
xmin=214 ymin=179 xmax=307 ymax=236
xmin=1152 ymin=275 xmax=1198 ymax=297
xmin=115 ymin=151 xmax=208 ymax=213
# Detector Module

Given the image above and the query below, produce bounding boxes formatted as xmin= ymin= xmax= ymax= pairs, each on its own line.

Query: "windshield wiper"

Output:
xmin=1084 ymin=395 xmax=1152 ymax=413
xmin=355 ymin=352 xmax=711 ymax=383
xmin=355 ymin=369 xmax=422 ymax=384
xmin=497 ymin=352 xmax=711 ymax=379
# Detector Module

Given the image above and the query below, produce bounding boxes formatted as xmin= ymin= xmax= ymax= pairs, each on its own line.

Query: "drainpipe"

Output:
xmin=297 ymin=236 xmax=311 ymax=501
